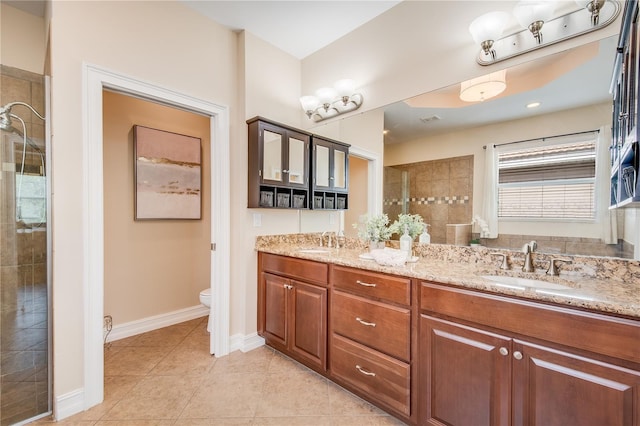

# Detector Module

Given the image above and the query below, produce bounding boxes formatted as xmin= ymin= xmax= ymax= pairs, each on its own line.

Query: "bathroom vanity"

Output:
xmin=256 ymin=237 xmax=640 ymax=426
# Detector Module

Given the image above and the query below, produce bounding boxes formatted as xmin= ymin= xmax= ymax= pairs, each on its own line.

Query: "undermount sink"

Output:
xmin=297 ymin=248 xmax=331 ymax=254
xmin=481 ymin=275 xmax=573 ymax=291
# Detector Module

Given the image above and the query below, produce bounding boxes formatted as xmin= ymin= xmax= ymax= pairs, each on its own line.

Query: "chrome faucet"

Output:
xmin=546 ymin=258 xmax=572 ymax=276
xmin=522 ymin=241 xmax=537 ymax=272
xmin=321 ymin=231 xmax=334 ymax=248
xmin=490 ymin=252 xmax=509 ymax=270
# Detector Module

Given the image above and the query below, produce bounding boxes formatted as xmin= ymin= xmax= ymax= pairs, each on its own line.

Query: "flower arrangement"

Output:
xmin=353 ymin=213 xmax=393 ymax=242
xmin=472 ymin=215 xmax=491 ymax=238
xmin=389 ymin=213 xmax=425 ymax=240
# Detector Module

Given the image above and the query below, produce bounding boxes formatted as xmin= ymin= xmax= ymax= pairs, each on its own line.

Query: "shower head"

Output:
xmin=0 ymin=101 xmax=46 ymax=131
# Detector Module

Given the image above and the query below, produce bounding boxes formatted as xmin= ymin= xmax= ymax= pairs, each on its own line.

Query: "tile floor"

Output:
xmin=32 ymin=317 xmax=407 ymax=425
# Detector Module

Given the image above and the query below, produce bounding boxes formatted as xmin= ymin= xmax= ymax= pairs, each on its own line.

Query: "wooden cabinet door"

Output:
xmin=513 ymin=340 xmax=640 ymax=426
xmin=290 ymin=279 xmax=327 ymax=371
xmin=420 ymin=315 xmax=511 ymax=426
xmin=261 ymin=272 xmax=289 ymax=348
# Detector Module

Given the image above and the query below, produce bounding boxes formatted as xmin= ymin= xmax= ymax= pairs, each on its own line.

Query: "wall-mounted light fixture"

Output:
xmin=469 ymin=0 xmax=620 ymax=65
xmin=300 ymin=79 xmax=363 ymax=122
xmin=460 ymin=70 xmax=507 ymax=103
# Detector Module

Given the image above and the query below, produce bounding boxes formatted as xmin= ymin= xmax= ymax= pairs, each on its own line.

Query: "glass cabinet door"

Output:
xmin=288 ymin=137 xmax=306 ymax=185
xmin=262 ymin=129 xmax=283 ymax=182
xmin=315 ymin=144 xmax=330 ymax=187
xmin=334 ymin=149 xmax=347 ymax=189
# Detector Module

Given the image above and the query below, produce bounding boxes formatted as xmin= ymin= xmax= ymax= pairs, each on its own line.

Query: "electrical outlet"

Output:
xmin=104 ymin=315 xmax=113 ymax=332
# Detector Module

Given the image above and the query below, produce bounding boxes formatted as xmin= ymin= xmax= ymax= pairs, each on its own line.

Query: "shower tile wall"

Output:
xmin=0 ymin=65 xmax=49 ymax=425
xmin=384 ymin=155 xmax=473 ymax=244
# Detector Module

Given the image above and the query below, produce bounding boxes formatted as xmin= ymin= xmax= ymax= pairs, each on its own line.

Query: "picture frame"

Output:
xmin=133 ymin=125 xmax=202 ymax=220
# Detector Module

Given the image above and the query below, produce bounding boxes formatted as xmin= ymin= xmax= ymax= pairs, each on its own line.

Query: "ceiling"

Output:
xmin=181 ymin=0 xmax=401 ymax=59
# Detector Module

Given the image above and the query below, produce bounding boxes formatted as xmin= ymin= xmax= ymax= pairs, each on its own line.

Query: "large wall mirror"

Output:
xmin=380 ymin=35 xmax=639 ymax=260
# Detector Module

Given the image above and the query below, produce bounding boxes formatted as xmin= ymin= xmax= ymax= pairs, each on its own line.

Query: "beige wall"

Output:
xmin=48 ymin=0 xmax=237 ymax=404
xmin=103 ymin=91 xmax=211 ymax=325
xmin=0 ymin=4 xmax=46 ymax=74
xmin=300 ymin=1 xmax=621 ymax=123
xmin=345 ymin=156 xmax=369 ymax=238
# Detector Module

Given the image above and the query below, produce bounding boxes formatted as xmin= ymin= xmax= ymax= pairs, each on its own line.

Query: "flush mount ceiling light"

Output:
xmin=470 ymin=0 xmax=620 ymax=65
xmin=460 ymin=70 xmax=507 ymax=103
xmin=300 ymin=79 xmax=363 ymax=122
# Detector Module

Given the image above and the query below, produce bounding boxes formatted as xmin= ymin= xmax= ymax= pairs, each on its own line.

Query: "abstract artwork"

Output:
xmin=134 ymin=125 xmax=201 ymax=220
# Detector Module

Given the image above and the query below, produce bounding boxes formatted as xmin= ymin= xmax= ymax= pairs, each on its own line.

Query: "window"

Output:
xmin=497 ymin=140 xmax=596 ymax=220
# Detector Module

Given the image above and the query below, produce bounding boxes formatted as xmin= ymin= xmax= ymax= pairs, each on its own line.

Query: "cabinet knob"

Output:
xmin=355 ymin=365 xmax=376 ymax=377
xmin=499 ymin=347 xmax=509 ymax=356
xmin=283 ymin=284 xmax=293 ymax=290
xmin=356 ymin=280 xmax=377 ymax=288
xmin=513 ymin=351 xmax=523 ymax=360
xmin=355 ymin=317 xmax=376 ymax=327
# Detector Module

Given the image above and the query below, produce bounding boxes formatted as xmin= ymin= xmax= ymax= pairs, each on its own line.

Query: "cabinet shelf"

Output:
xmin=610 ymin=0 xmax=640 ymax=208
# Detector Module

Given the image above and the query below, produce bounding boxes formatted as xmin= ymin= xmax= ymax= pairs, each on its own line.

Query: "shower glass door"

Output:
xmin=0 ymin=66 xmax=51 ymax=425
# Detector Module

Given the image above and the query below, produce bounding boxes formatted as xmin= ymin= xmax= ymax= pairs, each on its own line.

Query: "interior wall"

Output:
xmin=102 ymin=90 xmax=210 ymax=326
xmin=344 ymin=156 xmax=368 ymax=238
xmin=300 ymin=1 xmax=622 ymax=121
xmin=48 ymin=0 xmax=237 ymax=406
xmin=0 ymin=4 xmax=46 ymax=74
xmin=385 ymin=102 xmax=612 ymax=240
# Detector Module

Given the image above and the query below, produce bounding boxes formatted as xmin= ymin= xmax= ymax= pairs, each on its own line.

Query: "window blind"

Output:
xmin=497 ymin=140 xmax=596 ymax=219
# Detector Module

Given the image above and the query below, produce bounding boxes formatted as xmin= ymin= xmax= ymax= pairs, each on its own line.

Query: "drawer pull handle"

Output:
xmin=355 ymin=317 xmax=376 ymax=327
xmin=355 ymin=365 xmax=376 ymax=377
xmin=356 ymin=280 xmax=377 ymax=287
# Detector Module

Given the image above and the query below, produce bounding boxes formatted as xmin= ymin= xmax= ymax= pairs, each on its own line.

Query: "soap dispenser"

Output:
xmin=400 ymin=225 xmax=412 ymax=260
xmin=419 ymin=224 xmax=431 ymax=245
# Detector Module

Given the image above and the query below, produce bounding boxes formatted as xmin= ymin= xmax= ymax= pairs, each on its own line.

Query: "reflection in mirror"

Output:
xmin=381 ymin=35 xmax=638 ymax=259
xmin=335 ymin=150 xmax=346 ymax=188
xmin=263 ymin=130 xmax=282 ymax=182
xmin=288 ymin=137 xmax=305 ymax=184
xmin=316 ymin=145 xmax=330 ymax=187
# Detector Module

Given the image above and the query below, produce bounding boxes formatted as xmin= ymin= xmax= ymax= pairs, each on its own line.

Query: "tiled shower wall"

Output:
xmin=384 ymin=155 xmax=474 ymax=244
xmin=0 ymin=65 xmax=49 ymax=425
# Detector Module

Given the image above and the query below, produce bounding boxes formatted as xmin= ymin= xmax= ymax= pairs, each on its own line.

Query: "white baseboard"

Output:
xmin=106 ymin=305 xmax=209 ymax=342
xmin=54 ymin=388 xmax=84 ymax=421
xmin=229 ymin=332 xmax=265 ymax=353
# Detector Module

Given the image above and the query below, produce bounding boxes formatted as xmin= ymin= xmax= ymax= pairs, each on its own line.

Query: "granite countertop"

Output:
xmin=256 ymin=236 xmax=640 ymax=320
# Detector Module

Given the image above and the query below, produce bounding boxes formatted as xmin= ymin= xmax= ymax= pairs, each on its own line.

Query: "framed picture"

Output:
xmin=134 ymin=125 xmax=202 ymax=220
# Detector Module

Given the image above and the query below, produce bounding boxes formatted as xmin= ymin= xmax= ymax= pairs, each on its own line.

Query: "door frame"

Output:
xmin=82 ymin=63 xmax=230 ymax=409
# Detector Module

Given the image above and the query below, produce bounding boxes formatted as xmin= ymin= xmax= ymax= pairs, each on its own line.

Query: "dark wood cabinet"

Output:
xmin=311 ymin=136 xmax=350 ymax=210
xmin=256 ymin=252 xmax=640 ymax=426
xmin=258 ymin=253 xmax=328 ymax=373
xmin=248 ymin=117 xmax=311 ymax=209
xmin=420 ymin=315 xmax=511 ymax=426
xmin=329 ymin=265 xmax=415 ymax=421
xmin=419 ymin=281 xmax=640 ymax=426
xmin=513 ymin=340 xmax=640 ymax=426
xmin=611 ymin=0 xmax=640 ymax=207
xmin=247 ymin=117 xmax=350 ymax=210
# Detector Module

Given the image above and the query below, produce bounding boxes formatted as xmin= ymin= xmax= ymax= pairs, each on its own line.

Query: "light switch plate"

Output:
xmin=253 ymin=213 xmax=262 ymax=227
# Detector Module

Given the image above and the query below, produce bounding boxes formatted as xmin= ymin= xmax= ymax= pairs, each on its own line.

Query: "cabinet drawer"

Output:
xmin=331 ymin=334 xmax=410 ymax=416
xmin=331 ymin=265 xmax=411 ymax=305
xmin=261 ymin=253 xmax=328 ymax=285
xmin=332 ymin=290 xmax=410 ymax=361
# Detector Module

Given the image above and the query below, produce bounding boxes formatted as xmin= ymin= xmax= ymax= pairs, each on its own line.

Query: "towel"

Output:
xmin=369 ymin=248 xmax=408 ymax=266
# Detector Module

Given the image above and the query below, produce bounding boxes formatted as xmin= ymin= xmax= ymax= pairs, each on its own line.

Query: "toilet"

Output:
xmin=199 ymin=288 xmax=213 ymax=332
